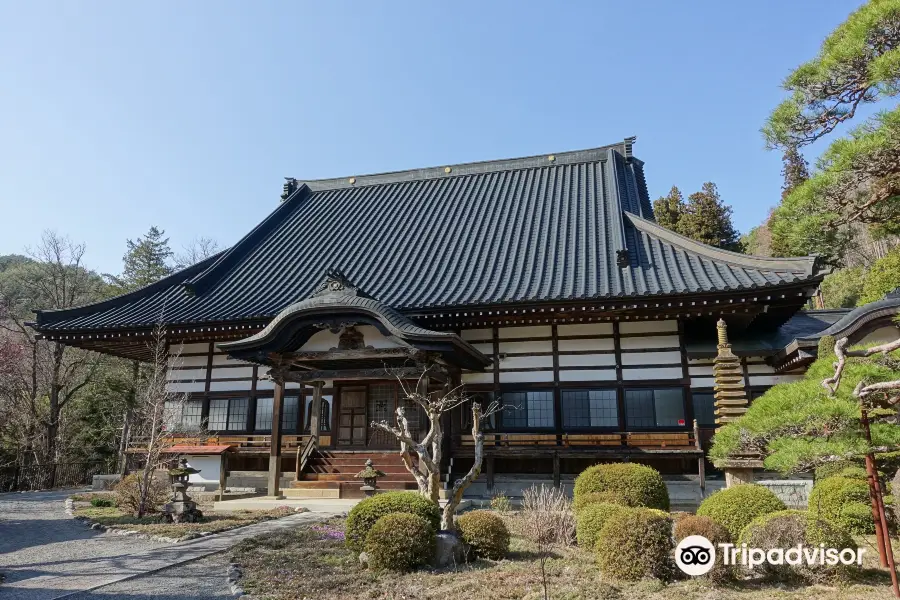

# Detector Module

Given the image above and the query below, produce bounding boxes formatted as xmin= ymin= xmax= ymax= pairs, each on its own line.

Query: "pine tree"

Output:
xmin=652 ymin=186 xmax=684 ymax=231
xmin=676 ymin=182 xmax=741 ymax=251
xmin=108 ymin=227 xmax=174 ymax=291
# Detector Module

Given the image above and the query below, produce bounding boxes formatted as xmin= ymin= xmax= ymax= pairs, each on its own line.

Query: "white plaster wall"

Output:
xmin=620 ymin=335 xmax=680 ymax=350
xmin=859 ymin=325 xmax=900 ymax=346
xmin=557 ymin=322 xmax=613 ymax=336
xmin=559 ymin=369 xmax=616 ymax=382
xmin=498 ymin=325 xmax=552 ymax=339
xmin=619 ymin=320 xmax=678 ymax=334
xmin=557 ymin=338 xmax=614 ymax=351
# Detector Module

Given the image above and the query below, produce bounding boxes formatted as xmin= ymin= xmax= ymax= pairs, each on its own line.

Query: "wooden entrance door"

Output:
xmin=338 ymin=388 xmax=367 ymax=446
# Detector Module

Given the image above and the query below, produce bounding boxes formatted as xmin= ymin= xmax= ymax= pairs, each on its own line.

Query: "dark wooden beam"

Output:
xmin=278 ymin=366 xmax=448 ymax=384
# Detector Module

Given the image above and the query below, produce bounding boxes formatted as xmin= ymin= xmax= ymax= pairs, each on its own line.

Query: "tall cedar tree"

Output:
xmin=676 ymin=183 xmax=741 ymax=251
xmin=107 ymin=227 xmax=174 ymax=472
xmin=652 ymin=186 xmax=685 ymax=231
xmin=745 ymin=146 xmax=810 ymax=257
xmin=109 ymin=226 xmax=174 ymax=291
xmin=780 ymin=144 xmax=810 ymax=201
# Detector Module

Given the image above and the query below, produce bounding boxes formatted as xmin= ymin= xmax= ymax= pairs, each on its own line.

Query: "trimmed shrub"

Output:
xmin=738 ymin=510 xmax=854 ymax=584
xmin=365 ymin=513 xmax=436 ymax=571
xmin=809 ymin=476 xmax=871 ymax=533
xmin=90 ymin=497 xmax=115 ymax=508
xmin=696 ymin=484 xmax=786 ymax=539
xmin=345 ymin=491 xmax=440 ymax=552
xmin=489 ymin=492 xmax=512 ymax=513
xmin=457 ymin=510 xmax=510 ymax=560
xmin=673 ymin=515 xmax=733 ymax=583
xmin=573 ymin=463 xmax=669 ymax=510
xmin=596 ymin=508 xmax=675 ymax=581
xmin=114 ymin=473 xmax=170 ymax=515
xmin=576 ymin=502 xmax=628 ymax=550
xmin=572 ymin=491 xmax=625 ymax=514
xmin=839 ymin=502 xmax=876 ymax=535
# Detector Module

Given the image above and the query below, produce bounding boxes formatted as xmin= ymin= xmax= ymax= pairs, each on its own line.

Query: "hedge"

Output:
xmin=457 ymin=510 xmax=510 ymax=560
xmin=345 ymin=491 xmax=440 ymax=552
xmin=365 ymin=513 xmax=436 ymax=571
xmin=573 ymin=463 xmax=669 ymax=510
xmin=696 ymin=484 xmax=786 ymax=539
xmin=595 ymin=508 xmax=674 ymax=581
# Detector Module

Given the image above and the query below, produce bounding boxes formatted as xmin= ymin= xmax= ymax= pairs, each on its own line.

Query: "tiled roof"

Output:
xmin=34 ymin=140 xmax=826 ymax=332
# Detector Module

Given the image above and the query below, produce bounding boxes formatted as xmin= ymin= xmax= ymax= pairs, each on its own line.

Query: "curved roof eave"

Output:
xmin=624 ymin=212 xmax=824 ymax=276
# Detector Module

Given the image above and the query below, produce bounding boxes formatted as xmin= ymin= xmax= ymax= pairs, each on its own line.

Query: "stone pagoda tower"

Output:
xmin=713 ymin=319 xmax=749 ymax=423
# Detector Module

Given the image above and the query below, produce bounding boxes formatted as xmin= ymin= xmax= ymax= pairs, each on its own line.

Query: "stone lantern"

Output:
xmin=164 ymin=458 xmax=204 ymax=523
xmin=355 ymin=459 xmax=386 ymax=497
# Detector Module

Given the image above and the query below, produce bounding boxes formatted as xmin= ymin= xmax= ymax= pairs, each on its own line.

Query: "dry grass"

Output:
xmin=231 ymin=517 xmax=898 ymax=600
xmin=72 ymin=505 xmax=294 ymax=539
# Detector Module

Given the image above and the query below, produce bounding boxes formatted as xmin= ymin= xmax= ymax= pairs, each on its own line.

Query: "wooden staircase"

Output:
xmin=286 ymin=450 xmax=418 ymax=499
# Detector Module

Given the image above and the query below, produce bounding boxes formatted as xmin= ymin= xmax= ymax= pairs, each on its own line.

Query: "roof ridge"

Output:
xmin=300 ymin=139 xmax=636 ymax=192
xmin=182 ymin=184 xmax=311 ymax=296
xmin=624 ymin=212 xmax=823 ymax=275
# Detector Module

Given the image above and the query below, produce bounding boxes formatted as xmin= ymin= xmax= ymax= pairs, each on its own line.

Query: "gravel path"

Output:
xmin=0 ymin=489 xmax=340 ymax=600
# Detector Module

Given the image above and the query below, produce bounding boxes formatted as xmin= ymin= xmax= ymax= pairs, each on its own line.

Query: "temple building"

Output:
xmin=30 ymin=139 xmax=900 ymax=499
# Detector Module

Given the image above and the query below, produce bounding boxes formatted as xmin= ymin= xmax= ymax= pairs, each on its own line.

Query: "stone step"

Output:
xmin=300 ymin=472 xmax=416 ymax=482
xmin=307 ymin=464 xmax=411 ymax=475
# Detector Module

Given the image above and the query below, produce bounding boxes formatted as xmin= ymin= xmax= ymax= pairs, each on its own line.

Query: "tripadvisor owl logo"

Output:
xmin=675 ymin=535 xmax=716 ymax=576
xmin=674 ymin=534 xmax=868 ymax=576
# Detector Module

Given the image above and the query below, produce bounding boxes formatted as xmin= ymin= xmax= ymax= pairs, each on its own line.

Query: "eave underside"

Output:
xmin=35 ymin=283 xmax=819 ymax=362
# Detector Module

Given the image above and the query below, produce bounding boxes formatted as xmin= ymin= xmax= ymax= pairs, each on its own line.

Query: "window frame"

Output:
xmin=560 ymin=388 xmax=619 ymax=430
xmin=623 ymin=386 xmax=688 ymax=431
xmin=207 ymin=396 xmax=250 ymax=433
xmin=498 ymin=389 xmax=556 ymax=431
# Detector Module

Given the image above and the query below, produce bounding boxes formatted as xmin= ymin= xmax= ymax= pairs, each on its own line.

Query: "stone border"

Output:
xmin=65 ymin=497 xmax=311 ymax=544
xmin=226 ymin=562 xmax=249 ymax=598
xmin=65 ymin=497 xmax=214 ymax=543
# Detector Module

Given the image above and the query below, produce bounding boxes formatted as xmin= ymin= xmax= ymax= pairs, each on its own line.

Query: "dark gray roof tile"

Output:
xmin=34 ymin=141 xmax=826 ymax=332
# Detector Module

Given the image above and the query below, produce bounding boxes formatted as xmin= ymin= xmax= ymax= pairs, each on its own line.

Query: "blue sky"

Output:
xmin=0 ymin=1 xmax=868 ymax=275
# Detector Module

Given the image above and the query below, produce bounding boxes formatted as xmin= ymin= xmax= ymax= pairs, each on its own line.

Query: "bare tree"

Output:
xmin=174 ymin=236 xmax=220 ymax=270
xmin=0 ymin=231 xmax=104 ymax=463
xmin=520 ymin=485 xmax=576 ymax=600
xmin=128 ymin=326 xmax=191 ymax=517
xmin=370 ymin=364 xmax=501 ymax=530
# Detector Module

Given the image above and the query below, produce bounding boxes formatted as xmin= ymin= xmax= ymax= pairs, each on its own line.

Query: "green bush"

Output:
xmin=575 ymin=502 xmax=629 ymax=550
xmin=839 ymin=502 xmax=875 ymax=535
xmin=738 ymin=510 xmax=854 ymax=584
xmin=673 ymin=515 xmax=733 ymax=583
xmin=457 ymin=510 xmax=510 ymax=560
xmin=364 ymin=513 xmax=436 ymax=571
xmin=572 ymin=491 xmax=625 ymax=514
xmin=596 ymin=508 xmax=675 ymax=581
xmin=345 ymin=491 xmax=440 ymax=552
xmin=696 ymin=484 xmax=786 ymax=539
xmin=809 ymin=476 xmax=871 ymax=533
xmin=90 ymin=497 xmax=115 ymax=508
xmin=573 ymin=463 xmax=669 ymax=510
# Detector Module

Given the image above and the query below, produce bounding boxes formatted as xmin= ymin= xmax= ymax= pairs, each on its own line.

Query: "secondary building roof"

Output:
xmin=33 ymin=139 xmax=826 ymax=337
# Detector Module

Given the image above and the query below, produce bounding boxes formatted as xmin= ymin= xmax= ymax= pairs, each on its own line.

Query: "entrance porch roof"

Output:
xmin=217 ymin=271 xmax=491 ymax=373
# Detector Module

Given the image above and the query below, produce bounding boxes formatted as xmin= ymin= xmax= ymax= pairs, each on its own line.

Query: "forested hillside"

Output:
xmin=0 ymin=231 xmax=218 ymax=470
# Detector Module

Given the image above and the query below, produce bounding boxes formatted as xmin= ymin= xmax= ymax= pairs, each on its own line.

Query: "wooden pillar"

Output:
xmin=486 ymin=455 xmax=495 ymax=493
xmin=218 ymin=452 xmax=228 ymax=503
xmin=267 ymin=380 xmax=285 ymax=498
xmin=309 ymin=381 xmax=323 ymax=445
xmin=552 ymin=452 xmax=560 ymax=489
